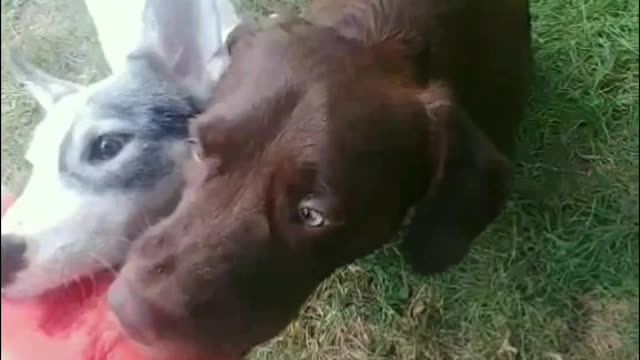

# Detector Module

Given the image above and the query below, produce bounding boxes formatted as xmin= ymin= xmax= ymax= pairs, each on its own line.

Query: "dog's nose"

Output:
xmin=1 ymin=234 xmax=27 ymax=288
xmin=109 ymin=279 xmax=177 ymax=345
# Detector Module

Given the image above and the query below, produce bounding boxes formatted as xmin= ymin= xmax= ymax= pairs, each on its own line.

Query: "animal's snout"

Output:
xmin=109 ymin=278 xmax=178 ymax=345
xmin=1 ymin=234 xmax=27 ymax=288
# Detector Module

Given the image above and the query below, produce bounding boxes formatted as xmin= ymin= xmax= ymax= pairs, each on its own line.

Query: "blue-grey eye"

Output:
xmin=88 ymin=134 xmax=131 ymax=163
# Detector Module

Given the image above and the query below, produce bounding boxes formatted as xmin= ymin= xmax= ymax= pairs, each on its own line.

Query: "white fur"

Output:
xmin=1 ymin=0 xmax=241 ymax=299
xmin=84 ymin=0 xmax=147 ymax=73
xmin=2 ymin=86 xmax=187 ymax=298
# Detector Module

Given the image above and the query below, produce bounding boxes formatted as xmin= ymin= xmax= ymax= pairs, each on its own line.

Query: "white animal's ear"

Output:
xmin=8 ymin=54 xmax=80 ymax=111
xmin=84 ymin=0 xmax=146 ymax=73
xmin=140 ymin=0 xmax=240 ymax=102
xmin=215 ymin=0 xmax=243 ymax=45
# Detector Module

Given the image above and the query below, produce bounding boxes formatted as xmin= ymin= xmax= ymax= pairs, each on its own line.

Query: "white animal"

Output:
xmin=0 ymin=0 xmax=241 ymax=299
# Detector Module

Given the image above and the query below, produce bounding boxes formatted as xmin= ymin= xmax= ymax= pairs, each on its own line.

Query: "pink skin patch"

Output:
xmin=1 ymin=192 xmax=214 ymax=360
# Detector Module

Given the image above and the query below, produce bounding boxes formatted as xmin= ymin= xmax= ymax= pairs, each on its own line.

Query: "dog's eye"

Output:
xmin=298 ymin=205 xmax=325 ymax=227
xmin=89 ymin=134 xmax=131 ymax=163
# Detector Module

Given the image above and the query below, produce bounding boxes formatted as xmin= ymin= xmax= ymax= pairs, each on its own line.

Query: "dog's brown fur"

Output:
xmin=109 ymin=0 xmax=532 ymax=358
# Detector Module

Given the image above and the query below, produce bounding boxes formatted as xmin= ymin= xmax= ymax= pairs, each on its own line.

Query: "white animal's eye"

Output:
xmin=88 ymin=134 xmax=131 ymax=163
xmin=298 ymin=204 xmax=325 ymax=227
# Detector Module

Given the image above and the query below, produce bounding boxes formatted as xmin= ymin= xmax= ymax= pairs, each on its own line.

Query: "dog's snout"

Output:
xmin=1 ymin=234 xmax=27 ymax=288
xmin=109 ymin=278 xmax=178 ymax=345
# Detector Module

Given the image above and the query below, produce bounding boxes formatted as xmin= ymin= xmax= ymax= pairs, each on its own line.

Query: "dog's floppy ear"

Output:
xmin=138 ymin=0 xmax=240 ymax=103
xmin=7 ymin=53 xmax=81 ymax=112
xmin=401 ymin=85 xmax=511 ymax=275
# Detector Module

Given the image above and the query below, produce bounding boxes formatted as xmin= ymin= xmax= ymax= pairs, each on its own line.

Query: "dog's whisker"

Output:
xmin=90 ymin=252 xmax=119 ymax=277
xmin=72 ymin=273 xmax=87 ymax=300
xmin=140 ymin=212 xmax=153 ymax=232
xmin=88 ymin=270 xmax=97 ymax=296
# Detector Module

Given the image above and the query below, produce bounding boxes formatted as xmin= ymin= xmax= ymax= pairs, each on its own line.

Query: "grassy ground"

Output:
xmin=1 ymin=0 xmax=638 ymax=359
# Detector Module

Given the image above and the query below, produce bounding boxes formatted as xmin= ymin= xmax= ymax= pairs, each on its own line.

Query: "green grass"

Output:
xmin=1 ymin=0 xmax=638 ymax=359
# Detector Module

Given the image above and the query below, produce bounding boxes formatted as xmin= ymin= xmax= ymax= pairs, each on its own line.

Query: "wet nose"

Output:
xmin=1 ymin=234 xmax=27 ymax=288
xmin=109 ymin=278 xmax=177 ymax=345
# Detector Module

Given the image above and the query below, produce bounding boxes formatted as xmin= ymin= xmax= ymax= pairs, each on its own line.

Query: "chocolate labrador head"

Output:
xmin=109 ymin=3 xmax=528 ymax=356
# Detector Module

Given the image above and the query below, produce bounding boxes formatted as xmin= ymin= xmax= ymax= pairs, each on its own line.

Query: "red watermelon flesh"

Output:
xmin=1 ymin=192 xmax=213 ymax=360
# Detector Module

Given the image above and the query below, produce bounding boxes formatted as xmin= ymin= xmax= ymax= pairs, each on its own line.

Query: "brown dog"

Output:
xmin=109 ymin=0 xmax=532 ymax=358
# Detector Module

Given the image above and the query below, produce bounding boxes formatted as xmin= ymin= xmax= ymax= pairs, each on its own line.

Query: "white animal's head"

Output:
xmin=1 ymin=0 xmax=240 ymax=299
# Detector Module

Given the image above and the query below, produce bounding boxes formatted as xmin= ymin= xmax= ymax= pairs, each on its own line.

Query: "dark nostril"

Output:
xmin=108 ymin=278 xmax=176 ymax=345
xmin=1 ymin=234 xmax=27 ymax=288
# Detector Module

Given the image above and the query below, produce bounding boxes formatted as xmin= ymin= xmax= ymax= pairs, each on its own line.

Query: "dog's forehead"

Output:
xmin=210 ymin=23 xmax=405 ymax=172
xmin=27 ymin=73 xmax=162 ymax=163
xmin=24 ymin=64 xmax=200 ymax=193
xmin=87 ymin=68 xmax=194 ymax=126
xmin=25 ymin=89 xmax=94 ymax=166
xmin=226 ymin=23 xmax=353 ymax=87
